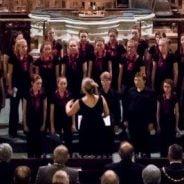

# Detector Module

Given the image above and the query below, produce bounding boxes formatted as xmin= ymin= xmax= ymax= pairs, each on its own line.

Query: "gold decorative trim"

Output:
xmin=162 ymin=167 xmax=184 ymax=183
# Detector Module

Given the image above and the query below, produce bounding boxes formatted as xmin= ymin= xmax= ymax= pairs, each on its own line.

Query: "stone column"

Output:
xmin=129 ymin=0 xmax=132 ymax=8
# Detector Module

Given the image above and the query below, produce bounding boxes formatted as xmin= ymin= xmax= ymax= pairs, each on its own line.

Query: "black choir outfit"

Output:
xmin=24 ymin=89 xmax=46 ymax=158
xmin=92 ymin=52 xmax=110 ymax=85
xmin=100 ymin=88 xmax=121 ymax=153
xmin=147 ymin=44 xmax=159 ymax=86
xmin=51 ymin=90 xmax=73 ymax=150
xmin=0 ymin=63 xmax=5 ymax=111
xmin=34 ymin=56 xmax=59 ymax=131
xmin=120 ymin=54 xmax=145 ymax=93
xmin=175 ymin=48 xmax=184 ymax=128
xmin=175 ymin=48 xmax=184 ymax=96
xmin=136 ymin=39 xmax=150 ymax=86
xmin=124 ymin=87 xmax=156 ymax=154
xmin=158 ymin=94 xmax=177 ymax=157
xmin=34 ymin=56 xmax=59 ymax=99
xmin=136 ymin=39 xmax=149 ymax=59
xmin=79 ymin=96 xmax=108 ymax=155
xmin=51 ymin=39 xmax=62 ymax=59
xmin=153 ymin=52 xmax=176 ymax=94
xmin=105 ymin=41 xmax=126 ymax=90
xmin=79 ymin=41 xmax=94 ymax=64
xmin=62 ymin=54 xmax=86 ymax=99
xmin=8 ymin=53 xmax=33 ymax=137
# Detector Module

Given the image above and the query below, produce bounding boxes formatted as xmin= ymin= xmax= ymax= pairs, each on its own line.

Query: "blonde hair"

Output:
xmin=100 ymin=71 xmax=112 ymax=81
xmin=14 ymin=39 xmax=27 ymax=57
xmin=81 ymin=77 xmax=98 ymax=95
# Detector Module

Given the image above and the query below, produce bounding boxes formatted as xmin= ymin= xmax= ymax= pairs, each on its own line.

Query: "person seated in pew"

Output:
xmin=14 ymin=166 xmax=31 ymax=184
xmin=142 ymin=164 xmax=161 ymax=184
xmin=35 ymin=144 xmax=79 ymax=184
xmin=161 ymin=144 xmax=184 ymax=184
xmin=0 ymin=143 xmax=14 ymax=184
xmin=101 ymin=170 xmax=119 ymax=184
xmin=105 ymin=141 xmax=144 ymax=184
xmin=52 ymin=170 xmax=69 ymax=184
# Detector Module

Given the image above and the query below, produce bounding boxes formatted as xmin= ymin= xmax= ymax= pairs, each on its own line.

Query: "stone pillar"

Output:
xmin=129 ymin=0 xmax=132 ymax=8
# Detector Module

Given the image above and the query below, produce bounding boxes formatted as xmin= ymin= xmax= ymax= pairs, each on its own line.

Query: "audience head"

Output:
xmin=101 ymin=170 xmax=119 ymax=184
xmin=81 ymin=77 xmax=98 ymax=95
xmin=100 ymin=72 xmax=112 ymax=90
xmin=162 ymin=79 xmax=174 ymax=95
xmin=52 ymin=170 xmax=69 ymax=184
xmin=79 ymin=30 xmax=89 ymax=43
xmin=142 ymin=164 xmax=161 ymax=184
xmin=119 ymin=141 xmax=134 ymax=160
xmin=14 ymin=166 xmax=31 ymax=184
xmin=67 ymin=38 xmax=79 ymax=55
xmin=108 ymin=28 xmax=118 ymax=42
xmin=168 ymin=144 xmax=183 ymax=162
xmin=57 ymin=77 xmax=68 ymax=92
xmin=14 ymin=39 xmax=28 ymax=56
xmin=31 ymin=74 xmax=42 ymax=92
xmin=0 ymin=143 xmax=13 ymax=162
xmin=134 ymin=72 xmax=146 ymax=89
xmin=53 ymin=145 xmax=70 ymax=165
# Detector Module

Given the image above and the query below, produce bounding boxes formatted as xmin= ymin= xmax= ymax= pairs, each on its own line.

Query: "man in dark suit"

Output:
xmin=105 ymin=141 xmax=144 ymax=184
xmin=35 ymin=145 xmax=79 ymax=184
xmin=161 ymin=144 xmax=184 ymax=184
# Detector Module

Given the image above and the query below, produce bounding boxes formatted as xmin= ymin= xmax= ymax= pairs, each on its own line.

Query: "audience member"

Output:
xmin=52 ymin=170 xmax=69 ymax=184
xmin=0 ymin=143 xmax=14 ymax=184
xmin=35 ymin=144 xmax=79 ymax=184
xmin=14 ymin=166 xmax=31 ymax=184
xmin=105 ymin=141 xmax=144 ymax=184
xmin=161 ymin=144 xmax=184 ymax=184
xmin=101 ymin=170 xmax=119 ymax=184
xmin=142 ymin=164 xmax=161 ymax=184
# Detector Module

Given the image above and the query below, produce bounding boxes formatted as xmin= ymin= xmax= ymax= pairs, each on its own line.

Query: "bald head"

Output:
xmin=119 ymin=141 xmax=134 ymax=160
xmin=53 ymin=145 xmax=69 ymax=164
xmin=52 ymin=170 xmax=69 ymax=184
xmin=101 ymin=170 xmax=119 ymax=184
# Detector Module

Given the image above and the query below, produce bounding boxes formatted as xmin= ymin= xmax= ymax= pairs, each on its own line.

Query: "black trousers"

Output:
xmin=8 ymin=91 xmax=23 ymax=137
xmin=27 ymin=130 xmax=43 ymax=158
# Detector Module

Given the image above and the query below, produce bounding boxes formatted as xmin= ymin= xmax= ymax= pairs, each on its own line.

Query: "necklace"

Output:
xmin=162 ymin=167 xmax=184 ymax=183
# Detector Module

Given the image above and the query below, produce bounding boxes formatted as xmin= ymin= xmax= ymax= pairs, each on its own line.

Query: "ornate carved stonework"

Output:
xmin=0 ymin=0 xmax=116 ymax=12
